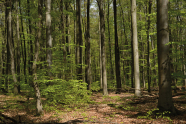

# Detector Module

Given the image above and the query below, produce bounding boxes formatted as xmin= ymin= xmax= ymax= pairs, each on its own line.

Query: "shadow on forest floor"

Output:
xmin=0 ymin=89 xmax=186 ymax=123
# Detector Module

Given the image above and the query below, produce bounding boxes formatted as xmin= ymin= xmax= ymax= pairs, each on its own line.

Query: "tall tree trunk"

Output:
xmin=119 ymin=0 xmax=129 ymax=86
xmin=113 ymin=0 xmax=121 ymax=94
xmin=46 ymin=0 xmax=52 ymax=79
xmin=151 ymin=33 xmax=157 ymax=87
xmin=107 ymin=0 xmax=114 ymax=81
xmin=157 ymin=0 xmax=177 ymax=114
xmin=131 ymin=0 xmax=141 ymax=97
xmin=19 ymin=0 xmax=27 ymax=85
xmin=65 ymin=1 xmax=71 ymax=80
xmin=32 ymin=0 xmax=44 ymax=115
xmin=130 ymin=10 xmax=134 ymax=88
xmin=6 ymin=0 xmax=18 ymax=94
xmin=5 ymin=1 xmax=10 ymax=93
xmin=76 ymin=0 xmax=83 ymax=80
xmin=147 ymin=0 xmax=152 ymax=93
xmin=60 ymin=0 xmax=66 ymax=79
xmin=0 ymin=22 xmax=6 ymax=92
xmin=85 ymin=0 xmax=92 ymax=90
xmin=184 ymin=46 xmax=186 ymax=88
xmin=16 ymin=0 xmax=21 ymax=93
xmin=99 ymin=21 xmax=103 ymax=89
xmin=97 ymin=0 xmax=108 ymax=95
xmin=27 ymin=0 xmax=33 ymax=80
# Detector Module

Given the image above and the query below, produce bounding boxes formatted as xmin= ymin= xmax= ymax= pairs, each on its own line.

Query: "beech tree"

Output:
xmin=113 ymin=0 xmax=121 ymax=94
xmin=46 ymin=0 xmax=52 ymax=79
xmin=131 ymin=0 xmax=141 ymax=97
xmin=32 ymin=0 xmax=44 ymax=115
xmin=85 ymin=0 xmax=92 ymax=90
xmin=6 ymin=0 xmax=18 ymax=94
xmin=76 ymin=0 xmax=83 ymax=80
xmin=97 ymin=0 xmax=108 ymax=95
xmin=157 ymin=0 xmax=177 ymax=114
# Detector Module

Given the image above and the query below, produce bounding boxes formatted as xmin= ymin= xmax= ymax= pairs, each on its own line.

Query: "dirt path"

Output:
xmin=0 ymin=92 xmax=186 ymax=123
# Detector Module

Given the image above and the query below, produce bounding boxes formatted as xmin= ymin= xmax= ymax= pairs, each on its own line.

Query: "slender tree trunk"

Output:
xmin=19 ymin=0 xmax=27 ymax=85
xmin=99 ymin=21 xmax=103 ymax=89
xmin=5 ymin=1 xmax=10 ymax=93
xmin=131 ymin=0 xmax=141 ymax=97
xmin=6 ymin=0 xmax=18 ymax=94
xmin=119 ymin=0 xmax=129 ymax=86
xmin=157 ymin=0 xmax=177 ymax=114
xmin=16 ymin=0 xmax=21 ymax=93
xmin=46 ymin=0 xmax=52 ymax=79
xmin=65 ymin=1 xmax=71 ymax=80
xmin=85 ymin=0 xmax=92 ymax=90
xmin=184 ymin=47 xmax=186 ymax=89
xmin=60 ymin=0 xmax=66 ymax=79
xmin=27 ymin=0 xmax=33 ymax=80
xmin=1 ymin=23 xmax=6 ymax=92
xmin=113 ymin=0 xmax=121 ymax=94
xmin=32 ymin=0 xmax=44 ymax=115
xmin=147 ymin=0 xmax=152 ymax=93
xmin=107 ymin=0 xmax=114 ymax=81
xmin=151 ymin=34 xmax=157 ymax=87
xmin=76 ymin=0 xmax=83 ymax=80
xmin=97 ymin=0 xmax=108 ymax=95
xmin=130 ymin=9 xmax=134 ymax=88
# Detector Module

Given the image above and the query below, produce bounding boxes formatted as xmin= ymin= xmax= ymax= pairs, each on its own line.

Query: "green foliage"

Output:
xmin=42 ymin=79 xmax=92 ymax=106
xmin=91 ymin=81 xmax=101 ymax=91
xmin=137 ymin=108 xmax=173 ymax=122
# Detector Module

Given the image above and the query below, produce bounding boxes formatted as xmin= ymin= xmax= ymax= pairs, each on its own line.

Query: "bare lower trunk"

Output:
xmin=114 ymin=0 xmax=121 ymax=94
xmin=85 ymin=0 xmax=92 ymax=90
xmin=32 ymin=0 xmax=44 ymax=115
xmin=6 ymin=0 xmax=18 ymax=94
xmin=46 ymin=0 xmax=52 ymax=79
xmin=157 ymin=0 xmax=177 ymax=114
xmin=97 ymin=0 xmax=108 ymax=95
xmin=131 ymin=0 xmax=141 ymax=97
xmin=76 ymin=0 xmax=83 ymax=80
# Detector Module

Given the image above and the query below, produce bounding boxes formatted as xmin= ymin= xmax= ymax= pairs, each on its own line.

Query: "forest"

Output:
xmin=0 ymin=0 xmax=186 ymax=123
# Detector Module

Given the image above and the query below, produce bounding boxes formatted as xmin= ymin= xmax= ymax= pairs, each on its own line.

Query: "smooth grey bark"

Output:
xmin=32 ymin=0 xmax=43 ymax=115
xmin=46 ymin=0 xmax=52 ymax=78
xmin=131 ymin=0 xmax=141 ymax=97
xmin=85 ymin=0 xmax=92 ymax=90
xmin=99 ymin=21 xmax=103 ymax=89
xmin=97 ymin=0 xmax=108 ymax=95
xmin=113 ymin=0 xmax=121 ymax=94
xmin=157 ymin=0 xmax=177 ymax=114
xmin=6 ymin=0 xmax=18 ymax=94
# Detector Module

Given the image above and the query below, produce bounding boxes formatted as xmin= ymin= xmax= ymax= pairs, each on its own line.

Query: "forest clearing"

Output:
xmin=0 ymin=88 xmax=186 ymax=123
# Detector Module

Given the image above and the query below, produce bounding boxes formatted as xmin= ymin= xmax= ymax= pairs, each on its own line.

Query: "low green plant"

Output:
xmin=42 ymin=79 xmax=92 ymax=107
xmin=137 ymin=108 xmax=173 ymax=122
xmin=91 ymin=81 xmax=101 ymax=91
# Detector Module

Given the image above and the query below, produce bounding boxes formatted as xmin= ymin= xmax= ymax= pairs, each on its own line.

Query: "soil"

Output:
xmin=0 ymin=89 xmax=186 ymax=124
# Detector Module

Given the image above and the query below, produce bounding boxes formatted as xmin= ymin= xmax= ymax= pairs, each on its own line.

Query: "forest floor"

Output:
xmin=0 ymin=89 xmax=186 ymax=124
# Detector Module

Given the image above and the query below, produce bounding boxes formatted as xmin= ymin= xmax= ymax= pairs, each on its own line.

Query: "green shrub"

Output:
xmin=42 ymin=79 xmax=91 ymax=106
xmin=91 ymin=81 xmax=101 ymax=91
